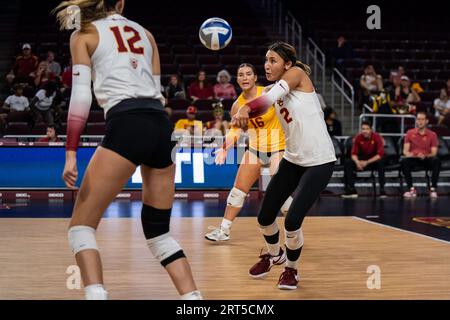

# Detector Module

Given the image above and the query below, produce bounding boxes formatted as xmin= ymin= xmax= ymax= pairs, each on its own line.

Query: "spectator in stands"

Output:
xmin=214 ymin=70 xmax=237 ymax=100
xmin=330 ymin=35 xmax=355 ymax=70
xmin=32 ymin=61 xmax=57 ymax=89
xmin=394 ymin=76 xmax=421 ymax=114
xmin=342 ymin=120 xmax=386 ymax=198
xmin=165 ymin=74 xmax=186 ymax=100
xmin=2 ymin=84 xmax=30 ymax=113
xmin=6 ymin=43 xmax=38 ymax=86
xmin=323 ymin=107 xmax=342 ymax=136
xmin=433 ymin=88 xmax=450 ymax=124
xmin=360 ymin=64 xmax=383 ymax=104
xmin=174 ymin=106 xmax=203 ymax=136
xmin=45 ymin=51 xmax=62 ymax=77
xmin=389 ymin=65 xmax=406 ymax=84
xmin=401 ymin=112 xmax=440 ymax=198
xmin=205 ymin=102 xmax=229 ymax=136
xmin=446 ymin=79 xmax=450 ymax=96
xmin=188 ymin=70 xmax=214 ymax=101
xmin=30 ymin=81 xmax=58 ymax=126
xmin=386 ymin=65 xmax=405 ymax=98
xmin=37 ymin=125 xmax=60 ymax=143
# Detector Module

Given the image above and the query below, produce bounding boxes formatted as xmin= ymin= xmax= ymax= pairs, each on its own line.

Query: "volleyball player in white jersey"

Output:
xmin=55 ymin=0 xmax=201 ymax=300
xmin=232 ymin=42 xmax=336 ymax=290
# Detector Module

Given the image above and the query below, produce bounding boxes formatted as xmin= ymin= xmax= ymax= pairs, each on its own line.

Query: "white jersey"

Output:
xmin=91 ymin=14 xmax=163 ymax=114
xmin=274 ymin=90 xmax=336 ymax=167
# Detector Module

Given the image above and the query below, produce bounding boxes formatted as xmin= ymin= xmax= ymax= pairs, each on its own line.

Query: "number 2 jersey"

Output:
xmin=275 ymin=90 xmax=336 ymax=167
xmin=236 ymin=86 xmax=286 ymax=153
xmin=91 ymin=14 xmax=163 ymax=114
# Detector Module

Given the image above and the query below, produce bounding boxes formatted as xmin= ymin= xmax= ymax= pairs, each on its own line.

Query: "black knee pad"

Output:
xmin=141 ymin=204 xmax=171 ymax=239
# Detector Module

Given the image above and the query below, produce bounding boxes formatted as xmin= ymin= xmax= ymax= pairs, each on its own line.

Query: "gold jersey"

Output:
xmin=236 ymin=86 xmax=286 ymax=153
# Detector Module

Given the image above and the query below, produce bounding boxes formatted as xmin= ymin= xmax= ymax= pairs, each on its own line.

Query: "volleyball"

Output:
xmin=199 ymin=17 xmax=232 ymax=51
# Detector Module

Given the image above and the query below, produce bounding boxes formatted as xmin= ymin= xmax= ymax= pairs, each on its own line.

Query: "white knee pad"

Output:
xmin=259 ymin=221 xmax=279 ymax=236
xmin=280 ymin=196 xmax=293 ymax=216
xmin=68 ymin=226 xmax=98 ymax=255
xmin=227 ymin=187 xmax=247 ymax=208
xmin=285 ymin=228 xmax=304 ymax=250
xmin=147 ymin=232 xmax=184 ymax=266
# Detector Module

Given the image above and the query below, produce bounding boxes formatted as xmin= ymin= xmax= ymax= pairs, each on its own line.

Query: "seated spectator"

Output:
xmin=32 ymin=61 xmax=57 ymax=89
xmin=214 ymin=70 xmax=237 ymax=100
xmin=393 ymin=76 xmax=421 ymax=114
xmin=401 ymin=112 xmax=440 ymax=198
xmin=388 ymin=65 xmax=406 ymax=85
xmin=30 ymin=81 xmax=58 ymax=126
xmin=188 ymin=70 xmax=214 ymax=101
xmin=2 ymin=84 xmax=30 ymax=113
xmin=371 ymin=90 xmax=399 ymax=133
xmin=38 ymin=125 xmax=60 ymax=142
xmin=342 ymin=121 xmax=386 ymax=198
xmin=174 ymin=106 xmax=203 ymax=136
xmin=45 ymin=51 xmax=62 ymax=77
xmin=330 ymin=35 xmax=355 ymax=70
xmin=360 ymin=64 xmax=383 ymax=104
xmin=165 ymin=74 xmax=186 ymax=100
xmin=6 ymin=43 xmax=38 ymax=86
xmin=323 ymin=107 xmax=342 ymax=136
xmin=205 ymin=103 xmax=229 ymax=136
xmin=433 ymin=88 xmax=450 ymax=124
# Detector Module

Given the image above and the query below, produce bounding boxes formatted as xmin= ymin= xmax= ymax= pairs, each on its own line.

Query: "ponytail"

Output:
xmin=53 ymin=0 xmax=117 ymax=32
xmin=295 ymin=60 xmax=311 ymax=76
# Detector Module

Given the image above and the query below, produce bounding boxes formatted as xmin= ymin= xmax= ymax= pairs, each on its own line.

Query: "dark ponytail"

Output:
xmin=268 ymin=41 xmax=311 ymax=75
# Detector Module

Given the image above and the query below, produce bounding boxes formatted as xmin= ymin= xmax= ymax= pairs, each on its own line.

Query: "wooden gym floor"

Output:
xmin=0 ymin=216 xmax=449 ymax=300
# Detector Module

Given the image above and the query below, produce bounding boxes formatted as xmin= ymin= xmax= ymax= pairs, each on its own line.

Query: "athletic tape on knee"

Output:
xmin=146 ymin=232 xmax=185 ymax=267
xmin=259 ymin=221 xmax=279 ymax=237
xmin=280 ymin=196 xmax=293 ymax=215
xmin=68 ymin=225 xmax=98 ymax=255
xmin=227 ymin=187 xmax=247 ymax=208
xmin=285 ymin=228 xmax=304 ymax=250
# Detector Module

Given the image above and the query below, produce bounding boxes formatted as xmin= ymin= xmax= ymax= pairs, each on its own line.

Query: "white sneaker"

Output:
xmin=403 ymin=187 xmax=417 ymax=198
xmin=205 ymin=227 xmax=230 ymax=242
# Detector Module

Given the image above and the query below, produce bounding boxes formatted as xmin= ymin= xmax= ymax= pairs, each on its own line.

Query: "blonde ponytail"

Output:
xmin=53 ymin=0 xmax=107 ymax=32
xmin=295 ymin=60 xmax=311 ymax=76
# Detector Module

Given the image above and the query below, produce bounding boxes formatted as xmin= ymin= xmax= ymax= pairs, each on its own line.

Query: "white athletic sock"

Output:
xmin=180 ymin=290 xmax=203 ymax=300
xmin=286 ymin=259 xmax=298 ymax=269
xmin=267 ymin=242 xmax=281 ymax=257
xmin=84 ymin=284 xmax=108 ymax=300
xmin=220 ymin=218 xmax=233 ymax=231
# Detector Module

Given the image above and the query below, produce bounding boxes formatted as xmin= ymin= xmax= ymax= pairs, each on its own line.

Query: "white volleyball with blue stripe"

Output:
xmin=199 ymin=17 xmax=232 ymax=51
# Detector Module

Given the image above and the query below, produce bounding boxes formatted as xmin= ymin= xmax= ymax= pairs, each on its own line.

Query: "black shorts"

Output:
xmin=101 ymin=100 xmax=175 ymax=169
xmin=248 ymin=148 xmax=284 ymax=166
